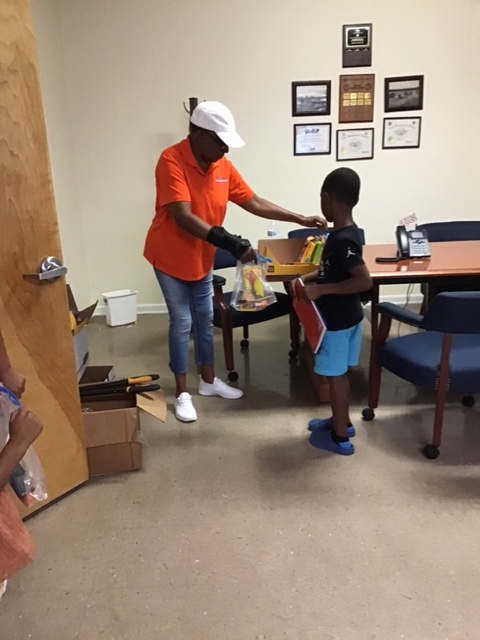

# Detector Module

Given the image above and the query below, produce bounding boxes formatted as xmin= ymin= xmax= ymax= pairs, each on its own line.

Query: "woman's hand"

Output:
xmin=300 ymin=215 xmax=328 ymax=230
xmin=0 ymin=366 xmax=26 ymax=398
xmin=239 ymin=246 xmax=257 ymax=264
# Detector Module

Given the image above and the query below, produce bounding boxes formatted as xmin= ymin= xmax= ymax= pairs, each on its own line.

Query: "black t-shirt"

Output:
xmin=315 ymin=225 xmax=365 ymax=331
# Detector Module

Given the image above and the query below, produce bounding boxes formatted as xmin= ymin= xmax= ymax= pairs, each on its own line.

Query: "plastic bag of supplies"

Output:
xmin=230 ymin=260 xmax=277 ymax=312
xmin=0 ymin=386 xmax=47 ymax=506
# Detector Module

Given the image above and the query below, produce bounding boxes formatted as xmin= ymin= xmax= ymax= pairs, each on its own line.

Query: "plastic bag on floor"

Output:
xmin=230 ymin=260 xmax=277 ymax=312
xmin=0 ymin=386 xmax=47 ymax=506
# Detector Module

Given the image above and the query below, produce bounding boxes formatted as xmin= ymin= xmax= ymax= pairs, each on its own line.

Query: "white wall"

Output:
xmin=33 ymin=0 xmax=480 ymax=308
xmin=31 ymin=0 xmax=90 ymax=309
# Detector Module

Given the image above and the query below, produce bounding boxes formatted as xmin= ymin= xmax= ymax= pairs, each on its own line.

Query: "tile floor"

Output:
xmin=2 ymin=314 xmax=480 ymax=640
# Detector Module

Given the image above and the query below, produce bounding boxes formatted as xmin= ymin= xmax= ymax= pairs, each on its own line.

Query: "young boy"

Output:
xmin=297 ymin=168 xmax=372 ymax=455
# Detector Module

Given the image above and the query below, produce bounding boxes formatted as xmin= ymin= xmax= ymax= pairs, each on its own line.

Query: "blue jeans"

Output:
xmin=155 ymin=269 xmax=214 ymax=375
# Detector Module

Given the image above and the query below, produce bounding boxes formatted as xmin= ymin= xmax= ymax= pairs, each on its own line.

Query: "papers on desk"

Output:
xmin=293 ymin=279 xmax=327 ymax=353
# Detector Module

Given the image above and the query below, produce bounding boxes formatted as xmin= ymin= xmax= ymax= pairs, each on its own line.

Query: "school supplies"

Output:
xmin=297 ymin=236 xmax=326 ymax=265
xmin=230 ymin=261 xmax=277 ymax=312
xmin=292 ymin=279 xmax=327 ymax=353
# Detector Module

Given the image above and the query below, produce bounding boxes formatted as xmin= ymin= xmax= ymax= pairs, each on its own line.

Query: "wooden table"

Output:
xmin=270 ymin=240 xmax=480 ymax=403
xmin=364 ymin=240 xmax=480 ymax=336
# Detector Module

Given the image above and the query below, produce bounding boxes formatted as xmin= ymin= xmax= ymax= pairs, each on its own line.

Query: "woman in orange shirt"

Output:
xmin=144 ymin=102 xmax=325 ymax=422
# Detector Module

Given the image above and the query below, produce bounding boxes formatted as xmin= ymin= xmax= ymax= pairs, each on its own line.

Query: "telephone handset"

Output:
xmin=376 ymin=226 xmax=431 ymax=263
xmin=395 ymin=226 xmax=431 ymax=258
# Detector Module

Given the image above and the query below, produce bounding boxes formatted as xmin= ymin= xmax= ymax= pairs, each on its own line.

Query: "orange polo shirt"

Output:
xmin=144 ymin=138 xmax=254 ymax=281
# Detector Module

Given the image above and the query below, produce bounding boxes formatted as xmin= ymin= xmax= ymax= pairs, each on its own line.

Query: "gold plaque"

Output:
xmin=339 ymin=74 xmax=375 ymax=123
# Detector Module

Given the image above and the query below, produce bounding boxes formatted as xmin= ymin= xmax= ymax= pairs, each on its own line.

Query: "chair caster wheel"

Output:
xmin=423 ymin=444 xmax=440 ymax=460
xmin=288 ymin=349 xmax=298 ymax=359
xmin=240 ymin=339 xmax=249 ymax=348
xmin=462 ymin=395 xmax=475 ymax=408
xmin=362 ymin=407 xmax=375 ymax=421
xmin=228 ymin=371 xmax=239 ymax=382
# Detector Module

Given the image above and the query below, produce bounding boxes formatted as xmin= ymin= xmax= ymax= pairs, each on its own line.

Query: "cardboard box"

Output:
xmin=80 ymin=365 xmax=116 ymax=385
xmin=81 ymin=379 xmax=167 ymax=478
xmin=68 ymin=285 xmax=97 ymax=380
xmin=73 ymin=329 xmax=89 ymax=380
xmin=258 ymin=238 xmax=318 ymax=277
xmin=82 ymin=394 xmax=141 ymax=477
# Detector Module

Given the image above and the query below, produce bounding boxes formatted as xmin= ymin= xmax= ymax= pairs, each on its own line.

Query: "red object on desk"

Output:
xmin=293 ymin=279 xmax=327 ymax=353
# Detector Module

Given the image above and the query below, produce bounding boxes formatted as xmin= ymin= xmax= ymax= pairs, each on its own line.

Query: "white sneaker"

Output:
xmin=198 ymin=376 xmax=244 ymax=399
xmin=0 ymin=581 xmax=7 ymax=600
xmin=174 ymin=393 xmax=197 ymax=422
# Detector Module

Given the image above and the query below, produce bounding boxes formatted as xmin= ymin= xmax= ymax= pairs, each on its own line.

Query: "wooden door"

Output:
xmin=0 ymin=0 xmax=89 ymax=512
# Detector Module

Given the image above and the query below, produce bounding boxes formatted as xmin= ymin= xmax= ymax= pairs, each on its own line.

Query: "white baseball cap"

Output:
xmin=190 ymin=101 xmax=245 ymax=148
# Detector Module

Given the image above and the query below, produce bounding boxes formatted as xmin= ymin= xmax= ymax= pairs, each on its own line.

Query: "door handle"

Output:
xmin=23 ymin=257 xmax=68 ymax=282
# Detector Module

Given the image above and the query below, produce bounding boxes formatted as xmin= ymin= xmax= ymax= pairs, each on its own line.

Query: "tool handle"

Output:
xmin=128 ymin=375 xmax=159 ymax=385
xmin=126 ymin=384 xmax=160 ymax=394
xmin=81 ymin=383 xmax=160 ymax=398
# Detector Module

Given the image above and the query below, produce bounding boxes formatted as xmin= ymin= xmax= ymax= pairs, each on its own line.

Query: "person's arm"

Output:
xmin=301 ymin=270 xmax=319 ymax=284
xmin=167 ymin=201 xmax=210 ymax=240
xmin=0 ymin=409 xmax=43 ymax=491
xmin=167 ymin=202 xmax=256 ymax=263
xmin=0 ymin=329 xmax=25 ymax=398
xmin=305 ymin=264 xmax=372 ymax=301
xmin=238 ymin=194 xmax=327 ymax=230
xmin=287 ymin=269 xmax=318 ymax=297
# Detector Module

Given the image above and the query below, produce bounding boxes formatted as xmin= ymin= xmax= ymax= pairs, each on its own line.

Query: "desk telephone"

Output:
xmin=376 ymin=226 xmax=431 ymax=263
xmin=396 ymin=226 xmax=431 ymax=258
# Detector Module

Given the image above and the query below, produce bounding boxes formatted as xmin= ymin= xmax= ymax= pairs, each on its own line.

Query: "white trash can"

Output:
xmin=102 ymin=289 xmax=138 ymax=327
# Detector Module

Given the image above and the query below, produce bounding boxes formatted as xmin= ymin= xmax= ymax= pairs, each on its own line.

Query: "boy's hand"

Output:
xmin=1 ymin=366 xmax=26 ymax=398
xmin=287 ymin=278 xmax=298 ymax=298
xmin=300 ymin=215 xmax=328 ymax=231
xmin=9 ymin=409 xmax=43 ymax=452
xmin=303 ymin=283 xmax=325 ymax=302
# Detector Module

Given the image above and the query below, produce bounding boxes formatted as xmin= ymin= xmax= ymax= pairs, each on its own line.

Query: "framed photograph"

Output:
xmin=294 ymin=123 xmax=332 ymax=156
xmin=337 ymin=128 xmax=374 ymax=161
xmin=339 ymin=74 xmax=375 ymax=123
xmin=292 ymin=81 xmax=331 ymax=117
xmin=382 ymin=117 xmax=422 ymax=149
xmin=384 ymin=75 xmax=424 ymax=112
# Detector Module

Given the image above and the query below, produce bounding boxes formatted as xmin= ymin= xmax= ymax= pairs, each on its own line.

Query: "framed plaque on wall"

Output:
xmin=342 ymin=24 xmax=372 ymax=67
xmin=339 ymin=74 xmax=375 ymax=123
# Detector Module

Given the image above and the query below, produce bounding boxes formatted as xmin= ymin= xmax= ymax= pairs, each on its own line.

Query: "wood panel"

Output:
xmin=0 ymin=0 xmax=88 ymax=512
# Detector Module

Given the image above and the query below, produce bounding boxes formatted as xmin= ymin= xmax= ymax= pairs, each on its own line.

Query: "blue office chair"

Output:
xmin=417 ymin=221 xmax=480 ymax=312
xmin=363 ymin=292 xmax=480 ymax=459
xmin=212 ymin=248 xmax=295 ymax=381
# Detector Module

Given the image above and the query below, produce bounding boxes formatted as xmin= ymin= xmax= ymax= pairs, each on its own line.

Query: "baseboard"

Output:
xmin=94 ymin=303 xmax=168 ymax=316
xmin=93 ymin=292 xmax=422 ymax=317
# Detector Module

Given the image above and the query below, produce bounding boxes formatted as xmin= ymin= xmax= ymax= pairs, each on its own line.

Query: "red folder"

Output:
xmin=293 ymin=279 xmax=327 ymax=353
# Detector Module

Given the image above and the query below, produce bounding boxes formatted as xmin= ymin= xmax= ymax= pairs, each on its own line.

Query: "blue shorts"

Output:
xmin=314 ymin=322 xmax=363 ymax=377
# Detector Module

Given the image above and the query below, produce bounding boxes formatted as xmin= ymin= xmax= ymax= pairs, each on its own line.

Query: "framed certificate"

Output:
xmin=339 ymin=74 xmax=375 ymax=123
xmin=337 ymin=128 xmax=374 ymax=161
xmin=382 ymin=117 xmax=422 ymax=149
xmin=294 ymin=123 xmax=332 ymax=156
